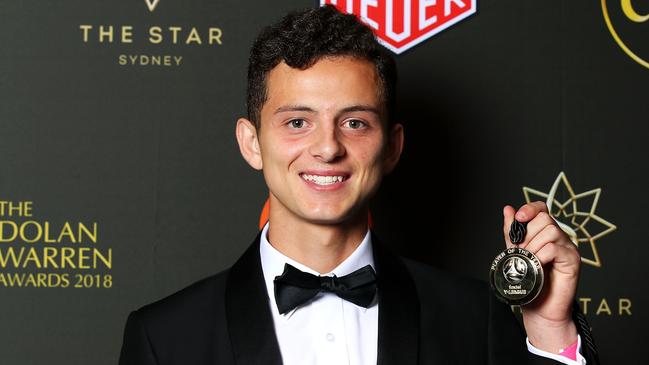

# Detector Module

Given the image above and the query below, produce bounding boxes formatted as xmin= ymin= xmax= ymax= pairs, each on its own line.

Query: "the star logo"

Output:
xmin=522 ymin=172 xmax=616 ymax=268
xmin=144 ymin=0 xmax=161 ymax=12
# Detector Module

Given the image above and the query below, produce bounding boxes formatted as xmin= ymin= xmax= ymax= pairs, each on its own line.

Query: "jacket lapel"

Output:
xmin=225 ymin=232 xmax=283 ymax=365
xmin=373 ymin=232 xmax=420 ymax=365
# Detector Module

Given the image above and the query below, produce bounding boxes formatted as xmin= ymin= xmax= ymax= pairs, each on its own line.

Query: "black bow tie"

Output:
xmin=273 ymin=263 xmax=377 ymax=315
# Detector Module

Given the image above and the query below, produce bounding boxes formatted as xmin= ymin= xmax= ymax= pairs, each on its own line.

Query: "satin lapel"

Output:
xmin=372 ymin=232 xmax=420 ymax=365
xmin=225 ymin=232 xmax=283 ymax=365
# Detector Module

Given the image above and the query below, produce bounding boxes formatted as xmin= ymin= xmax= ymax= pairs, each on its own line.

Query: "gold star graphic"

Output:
xmin=522 ymin=172 xmax=616 ymax=268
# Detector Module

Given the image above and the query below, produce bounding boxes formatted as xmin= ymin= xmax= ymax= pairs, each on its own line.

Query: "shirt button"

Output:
xmin=326 ymin=333 xmax=335 ymax=342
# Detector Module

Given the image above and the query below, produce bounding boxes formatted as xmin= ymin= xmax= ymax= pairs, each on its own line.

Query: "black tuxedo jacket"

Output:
xmin=119 ymin=232 xmax=598 ymax=365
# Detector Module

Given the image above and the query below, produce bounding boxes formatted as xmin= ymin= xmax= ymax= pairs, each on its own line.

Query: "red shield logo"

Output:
xmin=321 ymin=0 xmax=476 ymax=54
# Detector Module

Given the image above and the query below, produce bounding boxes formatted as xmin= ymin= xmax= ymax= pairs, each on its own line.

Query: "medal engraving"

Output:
xmin=489 ymin=220 xmax=544 ymax=305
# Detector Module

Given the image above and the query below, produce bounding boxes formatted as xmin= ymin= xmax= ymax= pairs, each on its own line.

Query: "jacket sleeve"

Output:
xmin=487 ymin=290 xmax=563 ymax=365
xmin=118 ymin=310 xmax=159 ymax=365
xmin=487 ymin=291 xmax=599 ymax=365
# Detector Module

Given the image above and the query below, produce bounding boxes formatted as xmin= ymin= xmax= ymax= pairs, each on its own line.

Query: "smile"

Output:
xmin=300 ymin=174 xmax=348 ymax=185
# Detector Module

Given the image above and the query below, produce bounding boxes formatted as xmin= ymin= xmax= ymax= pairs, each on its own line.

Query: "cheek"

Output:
xmin=352 ymin=138 xmax=385 ymax=169
xmin=262 ymin=134 xmax=306 ymax=170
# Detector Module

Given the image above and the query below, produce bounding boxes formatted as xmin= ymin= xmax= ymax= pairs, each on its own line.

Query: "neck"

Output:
xmin=266 ymin=201 xmax=369 ymax=275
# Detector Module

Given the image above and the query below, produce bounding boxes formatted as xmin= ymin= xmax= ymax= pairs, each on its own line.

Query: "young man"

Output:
xmin=119 ymin=5 xmax=598 ymax=365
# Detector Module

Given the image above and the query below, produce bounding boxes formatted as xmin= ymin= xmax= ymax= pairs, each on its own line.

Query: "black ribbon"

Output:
xmin=509 ymin=220 xmax=528 ymax=245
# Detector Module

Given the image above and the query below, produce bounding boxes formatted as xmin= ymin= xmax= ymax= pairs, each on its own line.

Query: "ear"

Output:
xmin=383 ymin=122 xmax=404 ymax=175
xmin=235 ymin=118 xmax=263 ymax=170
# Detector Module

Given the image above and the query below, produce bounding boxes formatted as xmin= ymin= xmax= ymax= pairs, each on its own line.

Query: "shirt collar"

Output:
xmin=259 ymin=221 xmax=375 ymax=318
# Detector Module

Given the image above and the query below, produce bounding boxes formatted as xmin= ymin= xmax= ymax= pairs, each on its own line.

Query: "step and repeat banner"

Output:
xmin=1 ymin=0 xmax=647 ymax=364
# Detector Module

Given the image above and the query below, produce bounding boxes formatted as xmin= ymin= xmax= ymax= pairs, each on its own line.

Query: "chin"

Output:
xmin=300 ymin=206 xmax=366 ymax=226
xmin=300 ymin=212 xmax=347 ymax=225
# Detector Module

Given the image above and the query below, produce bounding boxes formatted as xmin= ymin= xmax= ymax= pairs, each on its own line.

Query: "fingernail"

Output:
xmin=516 ymin=212 xmax=526 ymax=220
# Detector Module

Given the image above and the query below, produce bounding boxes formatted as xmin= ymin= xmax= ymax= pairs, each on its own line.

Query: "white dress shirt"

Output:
xmin=260 ymin=222 xmax=378 ymax=365
xmin=258 ymin=222 xmax=584 ymax=365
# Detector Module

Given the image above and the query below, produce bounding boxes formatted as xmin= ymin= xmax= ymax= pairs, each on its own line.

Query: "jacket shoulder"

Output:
xmin=135 ymin=269 xmax=230 ymax=325
xmin=119 ymin=270 xmax=235 ymax=364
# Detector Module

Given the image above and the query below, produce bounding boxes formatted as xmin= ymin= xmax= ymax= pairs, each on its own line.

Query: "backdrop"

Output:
xmin=1 ymin=0 xmax=646 ymax=364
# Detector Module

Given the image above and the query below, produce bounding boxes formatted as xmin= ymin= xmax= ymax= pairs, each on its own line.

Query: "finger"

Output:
xmin=520 ymin=224 xmax=566 ymax=253
xmin=503 ymin=205 xmax=516 ymax=248
xmin=519 ymin=211 xmax=556 ymax=247
xmin=533 ymin=241 xmax=581 ymax=273
xmin=515 ymin=201 xmax=548 ymax=223
xmin=531 ymin=241 xmax=560 ymax=266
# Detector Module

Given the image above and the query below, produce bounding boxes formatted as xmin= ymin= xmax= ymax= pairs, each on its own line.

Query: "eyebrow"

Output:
xmin=274 ymin=104 xmax=381 ymax=116
xmin=340 ymin=105 xmax=381 ymax=116
xmin=274 ymin=105 xmax=316 ymax=114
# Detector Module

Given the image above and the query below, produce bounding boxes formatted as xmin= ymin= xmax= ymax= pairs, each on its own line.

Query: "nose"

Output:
xmin=308 ymin=122 xmax=346 ymax=162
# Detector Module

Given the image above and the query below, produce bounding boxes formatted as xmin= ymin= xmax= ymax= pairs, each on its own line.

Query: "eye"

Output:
xmin=344 ymin=119 xmax=366 ymax=129
xmin=288 ymin=119 xmax=306 ymax=129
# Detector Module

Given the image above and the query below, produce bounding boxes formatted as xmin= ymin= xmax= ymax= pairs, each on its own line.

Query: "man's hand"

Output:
xmin=503 ymin=201 xmax=580 ymax=353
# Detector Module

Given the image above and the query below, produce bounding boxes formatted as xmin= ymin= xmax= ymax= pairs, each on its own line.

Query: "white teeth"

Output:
xmin=301 ymin=174 xmax=346 ymax=185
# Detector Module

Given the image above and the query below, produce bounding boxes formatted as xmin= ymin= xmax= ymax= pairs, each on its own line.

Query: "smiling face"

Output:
xmin=236 ymin=56 xmax=403 ymax=227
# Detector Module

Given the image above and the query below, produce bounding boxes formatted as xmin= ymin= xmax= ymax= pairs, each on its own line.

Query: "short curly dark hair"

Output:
xmin=246 ymin=5 xmax=397 ymax=128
